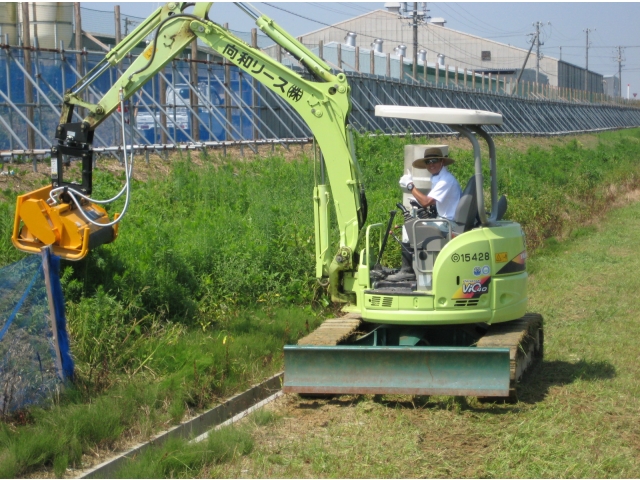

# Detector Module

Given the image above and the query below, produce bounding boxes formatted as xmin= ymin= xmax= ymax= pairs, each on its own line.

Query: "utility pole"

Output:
xmin=515 ymin=29 xmax=538 ymax=89
xmin=616 ymin=46 xmax=625 ymax=98
xmin=584 ymin=28 xmax=593 ymax=92
xmin=114 ymin=5 xmax=121 ymax=44
xmin=535 ymin=24 xmax=541 ymax=84
xmin=399 ymin=2 xmax=427 ymax=80
xmin=532 ymin=21 xmax=549 ymax=84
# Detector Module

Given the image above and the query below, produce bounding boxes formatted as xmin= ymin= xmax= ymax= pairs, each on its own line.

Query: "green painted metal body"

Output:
xmin=352 ymin=221 xmax=528 ymax=325
xmin=60 ymin=2 xmax=530 ymax=334
xmin=283 ymin=345 xmax=511 ymax=396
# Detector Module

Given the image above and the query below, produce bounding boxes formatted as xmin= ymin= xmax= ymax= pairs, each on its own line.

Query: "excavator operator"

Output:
xmin=387 ymin=148 xmax=462 ymax=282
xmin=400 ymin=147 xmax=462 ymax=220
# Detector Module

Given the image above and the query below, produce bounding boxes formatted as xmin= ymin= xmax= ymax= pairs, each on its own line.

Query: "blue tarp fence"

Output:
xmin=0 ymin=48 xmax=258 ymax=152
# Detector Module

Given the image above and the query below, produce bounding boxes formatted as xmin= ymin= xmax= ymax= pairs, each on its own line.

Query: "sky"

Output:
xmin=85 ymin=1 xmax=640 ymax=98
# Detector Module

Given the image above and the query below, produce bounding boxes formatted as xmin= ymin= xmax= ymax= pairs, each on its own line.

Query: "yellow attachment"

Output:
xmin=12 ymin=185 xmax=119 ymax=261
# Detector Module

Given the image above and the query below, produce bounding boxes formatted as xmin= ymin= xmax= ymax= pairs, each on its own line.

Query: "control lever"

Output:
xmin=408 ymin=198 xmax=437 ymax=219
xmin=396 ymin=202 xmax=409 ymax=215
xmin=374 ymin=210 xmax=396 ymax=269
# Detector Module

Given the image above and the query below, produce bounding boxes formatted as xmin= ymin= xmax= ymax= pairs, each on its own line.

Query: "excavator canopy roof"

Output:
xmin=374 ymin=106 xmax=503 ymax=126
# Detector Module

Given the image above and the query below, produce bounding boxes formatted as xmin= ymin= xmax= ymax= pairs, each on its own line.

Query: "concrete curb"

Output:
xmin=76 ymin=372 xmax=283 ymax=479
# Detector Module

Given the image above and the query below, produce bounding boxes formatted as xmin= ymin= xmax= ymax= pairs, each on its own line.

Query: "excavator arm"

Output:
xmin=13 ymin=2 xmax=365 ymax=300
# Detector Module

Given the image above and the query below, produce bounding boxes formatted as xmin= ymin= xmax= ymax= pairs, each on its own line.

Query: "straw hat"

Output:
xmin=412 ymin=147 xmax=454 ymax=169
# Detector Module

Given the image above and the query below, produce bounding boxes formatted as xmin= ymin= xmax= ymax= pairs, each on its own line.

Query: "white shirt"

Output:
xmin=428 ymin=166 xmax=461 ymax=221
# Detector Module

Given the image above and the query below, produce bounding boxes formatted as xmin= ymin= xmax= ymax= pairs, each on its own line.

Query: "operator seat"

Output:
xmin=495 ymin=194 xmax=508 ymax=221
xmin=451 ymin=176 xmax=478 ymax=235
xmin=399 ymin=176 xmax=480 ymax=290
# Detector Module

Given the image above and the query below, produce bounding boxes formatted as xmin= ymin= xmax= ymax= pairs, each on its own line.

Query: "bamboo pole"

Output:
xmin=223 ymin=23 xmax=231 ymax=141
xmin=21 ymin=2 xmax=35 ymax=163
xmin=190 ymin=38 xmax=199 ymax=141
xmin=41 ymin=247 xmax=64 ymax=378
xmin=252 ymin=28 xmax=258 ymax=142
xmin=159 ymin=75 xmax=167 ymax=145
xmin=386 ymin=53 xmax=390 ymax=78
xmin=370 ymin=49 xmax=374 ymax=75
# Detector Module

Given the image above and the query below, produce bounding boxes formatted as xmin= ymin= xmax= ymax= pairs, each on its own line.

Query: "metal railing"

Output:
xmin=2 ymin=42 xmax=640 ymax=165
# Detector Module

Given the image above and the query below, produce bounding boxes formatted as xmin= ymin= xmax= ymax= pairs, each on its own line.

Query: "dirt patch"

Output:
xmin=0 ymin=142 xmax=313 ymax=200
xmin=0 ymin=132 xmax=606 ymax=201
xmin=437 ymin=131 xmax=601 ymax=157
xmin=612 ymin=187 xmax=640 ymax=207
xmin=225 ymin=393 xmax=500 ymax=478
xmin=0 ymin=131 xmax=596 ymax=205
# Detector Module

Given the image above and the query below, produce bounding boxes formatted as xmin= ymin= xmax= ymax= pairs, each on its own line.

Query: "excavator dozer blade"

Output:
xmin=12 ymin=185 xmax=119 ymax=261
xmin=283 ymin=345 xmax=511 ymax=397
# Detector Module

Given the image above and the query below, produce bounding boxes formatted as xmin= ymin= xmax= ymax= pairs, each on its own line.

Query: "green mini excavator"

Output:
xmin=12 ymin=2 xmax=542 ymax=400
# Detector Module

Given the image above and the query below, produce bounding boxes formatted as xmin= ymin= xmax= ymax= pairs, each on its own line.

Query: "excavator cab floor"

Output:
xmin=12 ymin=185 xmax=119 ymax=261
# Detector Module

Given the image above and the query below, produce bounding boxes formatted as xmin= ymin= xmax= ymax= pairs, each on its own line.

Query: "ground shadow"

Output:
xmin=369 ymin=358 xmax=616 ymax=413
xmin=296 ymin=395 xmax=365 ymax=410
xmin=516 ymin=358 xmax=616 ymax=404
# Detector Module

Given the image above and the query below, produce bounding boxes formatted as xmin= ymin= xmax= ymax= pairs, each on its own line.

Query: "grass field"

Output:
xmin=115 ymin=197 xmax=640 ymax=478
xmin=1 ymin=129 xmax=640 ymax=477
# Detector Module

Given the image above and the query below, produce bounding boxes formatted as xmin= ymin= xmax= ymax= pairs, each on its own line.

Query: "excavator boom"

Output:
xmin=13 ymin=3 xmax=365 ymax=291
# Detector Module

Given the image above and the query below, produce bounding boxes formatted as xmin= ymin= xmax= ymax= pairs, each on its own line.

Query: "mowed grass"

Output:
xmin=115 ymin=198 xmax=640 ymax=479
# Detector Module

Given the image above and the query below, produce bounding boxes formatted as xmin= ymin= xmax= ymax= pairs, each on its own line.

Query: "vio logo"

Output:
xmin=462 ymin=280 xmax=488 ymax=294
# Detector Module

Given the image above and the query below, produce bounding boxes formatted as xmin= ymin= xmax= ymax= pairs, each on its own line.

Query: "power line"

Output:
xmin=417 ymin=23 xmax=528 ymax=70
xmin=261 ymin=1 xmax=407 ymax=46
xmin=260 ymin=1 xmax=638 ymax=84
xmin=436 ymin=2 xmax=529 ymax=37
xmin=307 ymin=3 xmax=373 ymax=18
xmin=335 ymin=2 xmax=381 ymax=15
xmin=549 ymin=45 xmax=640 ymax=49
xmin=261 ymin=3 xmax=336 ymax=29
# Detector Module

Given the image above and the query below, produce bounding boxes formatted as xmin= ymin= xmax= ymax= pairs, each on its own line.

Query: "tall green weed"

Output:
xmin=2 ymin=131 xmax=640 ymax=375
xmin=114 ymin=426 xmax=254 ymax=478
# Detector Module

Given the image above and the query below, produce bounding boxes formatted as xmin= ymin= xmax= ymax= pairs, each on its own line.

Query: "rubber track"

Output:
xmin=297 ymin=313 xmax=362 ymax=346
xmin=477 ymin=313 xmax=544 ymax=397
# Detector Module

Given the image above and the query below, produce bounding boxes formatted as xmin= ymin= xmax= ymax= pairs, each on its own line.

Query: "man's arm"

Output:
xmin=400 ymin=173 xmax=436 ymax=208
xmin=408 ymin=185 xmax=436 ymax=207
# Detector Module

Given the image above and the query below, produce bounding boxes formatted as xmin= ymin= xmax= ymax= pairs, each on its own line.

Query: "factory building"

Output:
xmin=1 ymin=2 xmax=604 ymax=94
xmin=273 ymin=2 xmax=603 ymax=93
